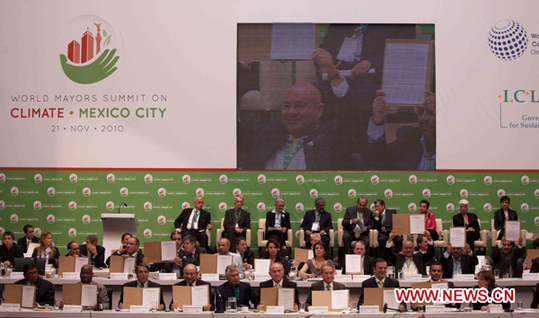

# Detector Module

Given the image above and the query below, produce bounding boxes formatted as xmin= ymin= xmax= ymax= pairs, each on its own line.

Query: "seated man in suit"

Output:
xmin=150 ymin=231 xmax=183 ymax=276
xmin=306 ymin=263 xmax=345 ymax=306
xmin=528 ymin=237 xmax=539 ymax=272
xmin=79 ymin=234 xmax=106 ymax=268
xmin=218 ymin=265 xmax=260 ymax=310
xmin=259 ymin=262 xmax=299 ymax=311
xmin=359 ymin=258 xmax=403 ymax=310
xmin=265 ymin=197 xmax=291 ymax=248
xmin=174 ymin=196 xmax=213 ymax=249
xmin=492 ymin=235 xmax=525 ymax=278
xmin=235 ymin=236 xmax=254 ymax=270
xmin=65 ymin=241 xmax=81 ymax=257
xmin=427 ymin=262 xmax=457 ymax=308
xmin=416 ymin=232 xmax=437 ymax=266
xmin=106 ymin=236 xmax=145 ymax=267
xmin=301 ymin=197 xmax=332 ymax=248
xmin=118 ymin=264 xmax=165 ymax=310
xmin=216 ymin=238 xmax=244 ymax=277
xmin=17 ymin=224 xmax=40 ymax=254
xmin=343 ymin=240 xmax=375 ymax=275
xmin=105 ymin=232 xmax=132 ymax=266
xmin=223 ymin=195 xmax=251 ymax=250
xmin=178 ymin=234 xmax=206 ymax=276
xmin=441 ymin=243 xmax=478 ymax=279
xmin=373 ymin=199 xmax=402 ymax=254
xmin=452 ymin=199 xmax=480 ymax=250
xmin=342 ymin=196 xmax=372 ymax=254
xmin=14 ymin=262 xmax=54 ymax=307
xmin=171 ymin=264 xmax=213 ymax=311
xmin=61 ymin=265 xmax=109 ymax=310
xmin=385 ymin=239 xmax=430 ymax=275
xmin=532 ymin=282 xmax=539 ymax=309
xmin=0 ymin=231 xmax=24 ymax=266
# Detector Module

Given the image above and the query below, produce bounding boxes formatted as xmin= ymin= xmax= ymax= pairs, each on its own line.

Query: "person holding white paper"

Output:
xmin=258 ymin=238 xmax=289 ymax=275
xmin=419 ymin=200 xmax=439 ymax=240
xmin=216 ymin=238 xmax=244 ymax=277
xmin=492 ymin=235 xmax=525 ymax=278
xmin=305 ymin=263 xmax=346 ymax=307
xmin=106 ymin=236 xmax=145 ymax=267
xmin=171 ymin=264 xmax=213 ymax=311
xmin=452 ymin=199 xmax=480 ymax=250
xmin=300 ymin=197 xmax=333 ymax=248
xmin=342 ymin=197 xmax=373 ymax=253
xmin=60 ymin=265 xmax=109 ymax=310
xmin=118 ymin=264 xmax=165 ymax=310
xmin=358 ymin=259 xmax=403 ymax=310
xmin=14 ymin=262 xmax=54 ymax=307
xmin=259 ymin=262 xmax=299 ymax=310
xmin=17 ymin=224 xmax=40 ymax=254
xmin=494 ymin=196 xmax=518 ymax=240
xmin=343 ymin=240 xmax=375 ymax=275
xmin=373 ymin=199 xmax=402 ymax=254
xmin=384 ymin=239 xmax=430 ymax=275
xmin=441 ymin=243 xmax=478 ymax=279
xmin=149 ymin=231 xmax=183 ymax=275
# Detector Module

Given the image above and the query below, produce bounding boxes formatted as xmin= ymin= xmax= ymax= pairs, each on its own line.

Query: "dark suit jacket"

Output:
xmin=223 ymin=208 xmax=251 ymax=234
xmin=530 ymin=257 xmax=539 ymax=273
xmin=359 ymin=277 xmax=400 ymax=305
xmin=0 ymin=244 xmax=24 ymax=264
xmin=105 ymin=249 xmax=145 ymax=267
xmin=531 ymin=282 xmax=539 ymax=308
xmin=384 ymin=250 xmax=429 ymax=275
xmin=452 ymin=213 xmax=480 ymax=236
xmin=342 ymin=206 xmax=373 ymax=234
xmin=306 ymin=280 xmax=346 ymax=305
xmin=178 ymin=246 xmax=206 ymax=275
xmin=265 ymin=211 xmax=291 ymax=232
xmin=301 ymin=210 xmax=332 ymax=237
xmin=259 ymin=248 xmax=290 ymax=259
xmin=492 ymin=245 xmax=525 ymax=278
xmin=79 ymin=244 xmax=106 ymax=268
xmin=174 ymin=208 xmax=212 ymax=232
xmin=118 ymin=280 xmax=166 ymax=307
xmin=171 ymin=279 xmax=214 ymax=310
xmin=17 ymin=236 xmax=39 ymax=253
xmin=15 ymin=277 xmax=54 ymax=306
xmin=493 ymin=208 xmax=518 ymax=238
xmin=373 ymin=209 xmax=397 ymax=234
xmin=387 ymin=127 xmax=433 ymax=171
xmin=441 ymin=253 xmax=478 ymax=278
xmin=343 ymin=254 xmax=375 ymax=275
xmin=238 ymin=250 xmax=255 ymax=268
xmin=31 ymin=246 xmax=60 ymax=266
xmin=218 ymin=281 xmax=260 ymax=310
xmin=259 ymin=278 xmax=300 ymax=306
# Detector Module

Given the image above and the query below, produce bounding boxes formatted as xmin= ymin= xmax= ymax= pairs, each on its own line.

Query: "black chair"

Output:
xmin=106 ymin=288 xmax=113 ymax=309
xmin=13 ymin=258 xmax=35 ymax=272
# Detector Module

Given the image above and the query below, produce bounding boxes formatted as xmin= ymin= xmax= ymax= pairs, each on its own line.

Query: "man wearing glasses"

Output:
xmin=149 ymin=231 xmax=183 ymax=275
xmin=14 ymin=263 xmax=54 ymax=307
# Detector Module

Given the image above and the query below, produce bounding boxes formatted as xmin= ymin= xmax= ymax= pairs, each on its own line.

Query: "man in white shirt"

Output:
xmin=174 ymin=197 xmax=213 ymax=249
xmin=216 ymin=238 xmax=244 ymax=277
xmin=305 ymin=263 xmax=346 ymax=306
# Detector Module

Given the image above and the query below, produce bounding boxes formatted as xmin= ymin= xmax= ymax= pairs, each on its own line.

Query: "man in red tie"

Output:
xmin=451 ymin=199 xmax=480 ymax=251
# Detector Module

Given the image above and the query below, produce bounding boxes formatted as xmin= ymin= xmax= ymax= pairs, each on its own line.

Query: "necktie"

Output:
xmin=326 ymin=284 xmax=331 ymax=291
xmin=190 ymin=210 xmax=199 ymax=229
xmin=378 ymin=280 xmax=383 ymax=288
xmin=406 ymin=258 xmax=413 ymax=273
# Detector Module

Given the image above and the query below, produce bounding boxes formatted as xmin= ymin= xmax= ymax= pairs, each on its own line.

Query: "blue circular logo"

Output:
xmin=488 ymin=20 xmax=528 ymax=61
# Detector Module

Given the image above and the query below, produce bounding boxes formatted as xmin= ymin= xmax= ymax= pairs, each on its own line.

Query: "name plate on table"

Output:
xmin=254 ymin=273 xmax=271 ymax=281
xmin=62 ymin=272 xmax=80 ymax=279
xmin=456 ymin=274 xmax=475 ymax=281
xmin=63 ymin=305 xmax=82 ymax=312
xmin=352 ymin=275 xmax=371 ymax=282
xmin=425 ymin=305 xmax=446 ymax=313
xmin=183 ymin=306 xmax=203 ymax=313
xmin=488 ymin=304 xmax=504 ymax=313
xmin=1 ymin=304 xmax=21 ymax=312
xmin=308 ymin=306 xmax=328 ymax=313
xmin=201 ymin=274 xmax=219 ymax=281
xmin=334 ymin=275 xmax=352 ymax=282
xmin=159 ymin=273 xmax=177 ymax=280
xmin=10 ymin=272 xmax=24 ymax=279
xmin=110 ymin=273 xmax=128 ymax=280
xmin=360 ymin=305 xmax=379 ymax=314
xmin=130 ymin=306 xmax=150 ymax=313
xmin=523 ymin=273 xmax=539 ymax=280
xmin=403 ymin=274 xmax=423 ymax=281
xmin=267 ymin=306 xmax=285 ymax=314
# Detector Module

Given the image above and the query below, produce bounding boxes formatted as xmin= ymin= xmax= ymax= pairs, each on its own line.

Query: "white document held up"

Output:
xmin=505 ymin=221 xmax=521 ymax=242
xmin=161 ymin=241 xmax=177 ymax=261
xmin=270 ymin=24 xmax=316 ymax=60
xmin=142 ymin=288 xmax=160 ymax=307
xmin=25 ymin=242 xmax=40 ymax=258
xmin=191 ymin=285 xmax=209 ymax=307
xmin=331 ymin=290 xmax=349 ymax=310
xmin=217 ymin=255 xmax=233 ymax=275
xmin=383 ymin=289 xmax=400 ymax=310
xmin=431 ymin=282 xmax=448 ymax=290
xmin=410 ymin=215 xmax=426 ymax=235
xmin=75 ymin=257 xmax=89 ymax=273
xmin=278 ymin=288 xmax=295 ymax=311
xmin=254 ymin=259 xmax=271 ymax=274
xmin=81 ymin=284 xmax=98 ymax=307
xmin=21 ymin=286 xmax=35 ymax=308
xmin=345 ymin=254 xmax=362 ymax=274
xmin=124 ymin=257 xmax=136 ymax=273
xmin=450 ymin=227 xmax=466 ymax=247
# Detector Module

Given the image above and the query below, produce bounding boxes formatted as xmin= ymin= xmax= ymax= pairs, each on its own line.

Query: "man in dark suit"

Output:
xmin=149 ymin=231 xmax=183 ymax=275
xmin=492 ymin=235 xmax=525 ymax=278
xmin=259 ymin=262 xmax=299 ymax=310
xmin=342 ymin=196 xmax=373 ymax=254
xmin=343 ymin=240 xmax=375 ymax=275
xmin=441 ymin=243 xmax=478 ymax=279
xmin=235 ymin=237 xmax=254 ymax=270
xmin=532 ymin=282 xmax=539 ymax=309
xmin=17 ymin=224 xmax=39 ymax=253
xmin=174 ymin=196 xmax=213 ymax=249
xmin=494 ymin=196 xmax=518 ymax=240
xmin=414 ymin=262 xmax=457 ymax=309
xmin=0 ymin=231 xmax=24 ymax=266
xmin=223 ymin=195 xmax=251 ymax=249
xmin=265 ymin=197 xmax=291 ymax=248
xmin=373 ymin=199 xmax=402 ymax=253
xmin=218 ymin=265 xmax=260 ymax=310
xmin=359 ymin=258 xmax=403 ymax=310
xmin=301 ymin=197 xmax=332 ymax=248
xmin=106 ymin=236 xmax=145 ymax=267
xmin=452 ymin=199 xmax=480 ymax=250
xmin=177 ymin=235 xmax=206 ymax=276
xmin=306 ymin=263 xmax=345 ymax=306
xmin=14 ymin=263 xmax=54 ymax=306
xmin=170 ymin=264 xmax=213 ymax=311
xmin=384 ymin=239 xmax=429 ymax=275
xmin=118 ymin=264 xmax=165 ymax=310
xmin=416 ymin=233 xmax=437 ymax=266
xmin=79 ymin=234 xmax=106 ymax=268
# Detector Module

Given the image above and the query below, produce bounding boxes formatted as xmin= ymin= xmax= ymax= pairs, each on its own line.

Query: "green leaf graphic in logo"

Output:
xmin=60 ymin=49 xmax=119 ymax=84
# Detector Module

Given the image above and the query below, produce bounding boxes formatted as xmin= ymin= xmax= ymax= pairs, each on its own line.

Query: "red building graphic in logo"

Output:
xmin=67 ymin=24 xmax=102 ymax=64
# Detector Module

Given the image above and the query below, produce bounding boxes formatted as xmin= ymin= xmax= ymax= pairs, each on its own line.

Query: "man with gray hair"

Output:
xmin=452 ymin=199 xmax=480 ymax=250
xmin=216 ymin=238 xmax=244 ymax=277
xmin=301 ymin=197 xmax=332 ymax=248
xmin=306 ymin=262 xmax=345 ymax=307
xmin=222 ymin=194 xmax=251 ymax=249
xmin=218 ymin=265 xmax=260 ymax=311
xmin=80 ymin=234 xmax=106 ymax=268
xmin=342 ymin=196 xmax=372 ymax=254
xmin=265 ymin=197 xmax=291 ymax=247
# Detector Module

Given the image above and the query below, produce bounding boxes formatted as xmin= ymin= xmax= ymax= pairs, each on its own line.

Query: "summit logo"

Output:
xmin=488 ymin=20 xmax=528 ymax=61
xmin=60 ymin=16 xmax=119 ymax=84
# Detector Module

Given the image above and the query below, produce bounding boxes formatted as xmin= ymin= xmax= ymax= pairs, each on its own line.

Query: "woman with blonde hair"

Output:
xmin=31 ymin=231 xmax=59 ymax=266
